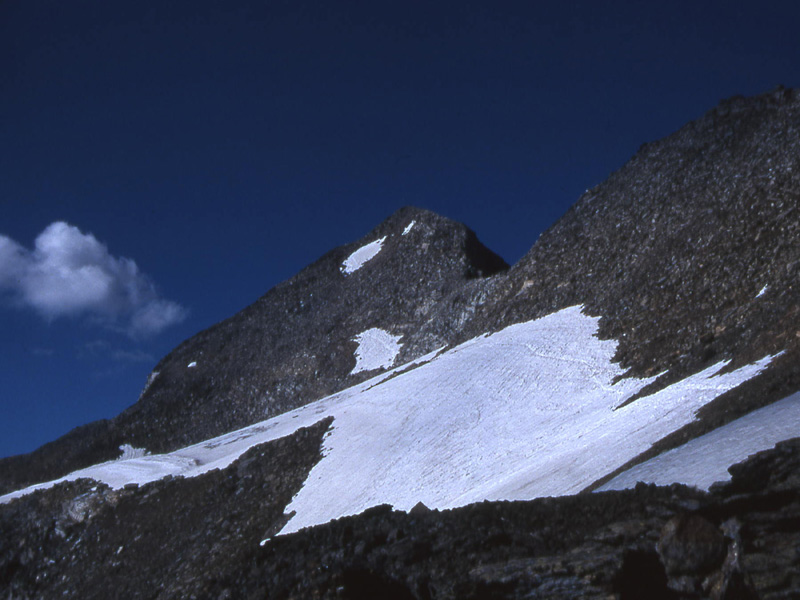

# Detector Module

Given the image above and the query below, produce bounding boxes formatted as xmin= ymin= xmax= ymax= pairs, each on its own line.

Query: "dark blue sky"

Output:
xmin=1 ymin=1 xmax=798 ymax=458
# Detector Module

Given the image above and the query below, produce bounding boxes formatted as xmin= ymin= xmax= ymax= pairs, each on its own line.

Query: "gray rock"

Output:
xmin=657 ymin=514 xmax=726 ymax=576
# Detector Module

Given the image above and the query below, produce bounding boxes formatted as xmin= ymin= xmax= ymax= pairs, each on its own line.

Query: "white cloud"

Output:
xmin=0 ymin=222 xmax=186 ymax=337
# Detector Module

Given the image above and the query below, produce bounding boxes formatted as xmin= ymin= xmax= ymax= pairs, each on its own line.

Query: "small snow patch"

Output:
xmin=350 ymin=328 xmax=403 ymax=374
xmin=756 ymin=285 xmax=768 ymax=298
xmin=138 ymin=371 xmax=160 ymax=400
xmin=187 ymin=361 xmax=197 ymax=368
xmin=145 ymin=370 xmax=159 ymax=388
xmin=341 ymin=237 xmax=386 ymax=275
xmin=118 ymin=444 xmax=148 ymax=460
xmin=402 ymin=221 xmax=416 ymax=235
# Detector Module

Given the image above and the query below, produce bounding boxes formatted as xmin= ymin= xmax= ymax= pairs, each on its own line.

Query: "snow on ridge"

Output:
xmin=402 ymin=221 xmax=416 ymax=235
xmin=0 ymin=307 xmax=779 ymax=537
xmin=350 ymin=328 xmax=403 ymax=374
xmin=341 ymin=236 xmax=387 ymax=275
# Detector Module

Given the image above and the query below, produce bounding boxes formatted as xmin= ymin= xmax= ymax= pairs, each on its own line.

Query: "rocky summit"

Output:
xmin=2 ymin=86 xmax=800 ymax=598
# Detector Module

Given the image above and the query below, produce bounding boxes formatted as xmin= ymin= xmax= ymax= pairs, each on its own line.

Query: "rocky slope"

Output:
xmin=2 ymin=86 xmax=800 ymax=598
xmin=471 ymin=86 xmax=800 ymax=380
xmin=458 ymin=85 xmax=800 ymax=485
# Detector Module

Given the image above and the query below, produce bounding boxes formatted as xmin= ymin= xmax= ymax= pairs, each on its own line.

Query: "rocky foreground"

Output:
xmin=2 ymin=418 xmax=798 ymax=599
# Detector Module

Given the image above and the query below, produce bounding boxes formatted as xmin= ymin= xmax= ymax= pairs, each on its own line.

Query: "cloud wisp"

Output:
xmin=0 ymin=222 xmax=186 ymax=337
xmin=80 ymin=340 xmax=156 ymax=364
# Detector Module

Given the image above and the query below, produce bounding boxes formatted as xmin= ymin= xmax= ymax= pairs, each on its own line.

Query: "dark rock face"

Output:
xmin=3 ymin=436 xmax=798 ymax=598
xmin=0 ymin=207 xmax=507 ymax=495
xmin=657 ymin=514 xmax=727 ymax=576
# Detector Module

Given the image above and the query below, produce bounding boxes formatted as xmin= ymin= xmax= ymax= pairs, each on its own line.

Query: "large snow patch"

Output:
xmin=1 ymin=306 xmax=778 ymax=537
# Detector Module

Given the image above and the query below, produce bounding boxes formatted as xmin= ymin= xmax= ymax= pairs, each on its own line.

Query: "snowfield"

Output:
xmin=341 ymin=236 xmax=386 ymax=274
xmin=350 ymin=327 xmax=403 ymax=374
xmin=0 ymin=307 xmax=782 ymax=538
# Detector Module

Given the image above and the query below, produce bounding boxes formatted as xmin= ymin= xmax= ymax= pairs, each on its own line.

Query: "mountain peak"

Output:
xmin=334 ymin=205 xmax=508 ymax=279
xmin=0 ymin=207 xmax=508 ymax=493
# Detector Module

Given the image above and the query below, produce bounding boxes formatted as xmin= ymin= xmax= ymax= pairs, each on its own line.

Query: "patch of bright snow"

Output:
xmin=402 ymin=221 xmax=416 ymax=235
xmin=187 ymin=361 xmax=197 ymax=368
xmin=350 ymin=328 xmax=403 ymax=374
xmin=756 ymin=285 xmax=769 ymax=298
xmin=0 ymin=307 xmax=777 ymax=538
xmin=341 ymin=237 xmax=386 ymax=275
xmin=141 ymin=371 xmax=159 ymax=395
xmin=597 ymin=389 xmax=799 ymax=492
xmin=118 ymin=444 xmax=148 ymax=460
